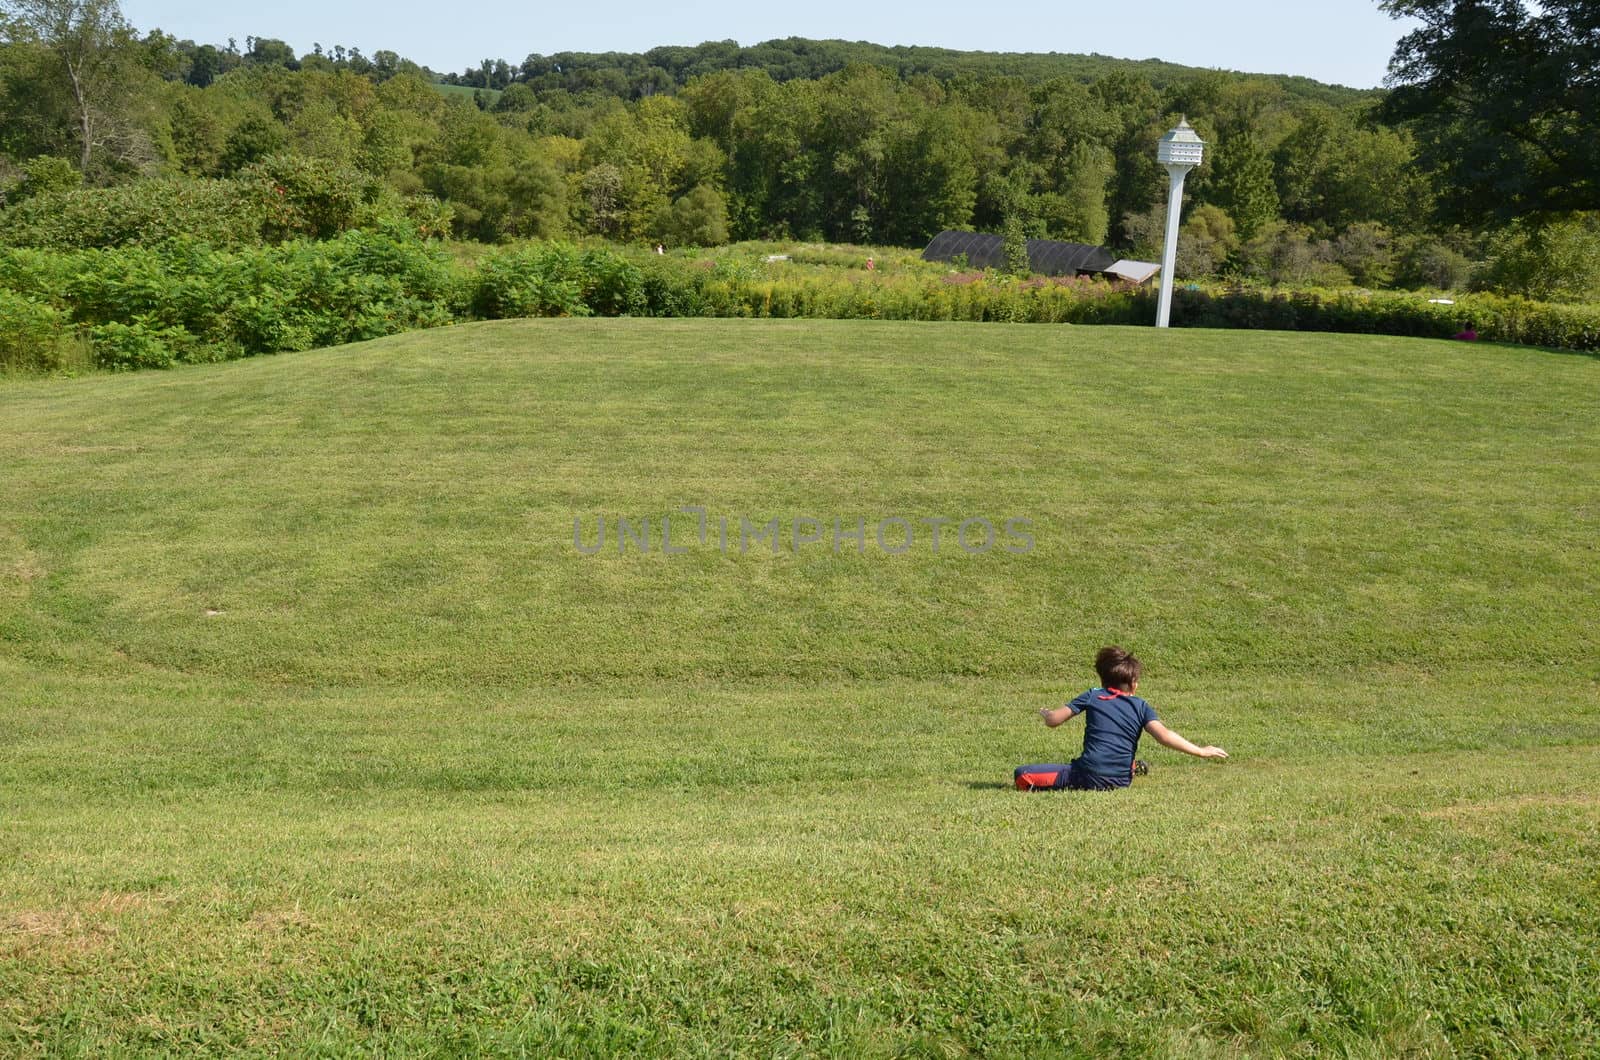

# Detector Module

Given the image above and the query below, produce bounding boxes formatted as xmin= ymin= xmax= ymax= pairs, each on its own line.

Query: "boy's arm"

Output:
xmin=1039 ymin=704 xmax=1079 ymax=728
xmin=1144 ymin=719 xmax=1228 ymax=759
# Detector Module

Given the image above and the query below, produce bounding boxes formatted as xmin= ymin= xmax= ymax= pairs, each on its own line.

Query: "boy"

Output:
xmin=1027 ymin=646 xmax=1227 ymax=791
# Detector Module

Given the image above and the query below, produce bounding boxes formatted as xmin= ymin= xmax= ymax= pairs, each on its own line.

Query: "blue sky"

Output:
xmin=120 ymin=0 xmax=1416 ymax=89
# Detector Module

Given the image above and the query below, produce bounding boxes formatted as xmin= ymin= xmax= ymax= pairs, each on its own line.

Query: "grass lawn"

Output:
xmin=2 ymin=319 xmax=1597 ymax=1056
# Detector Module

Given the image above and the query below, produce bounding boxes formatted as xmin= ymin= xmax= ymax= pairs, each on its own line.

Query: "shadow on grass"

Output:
xmin=962 ymin=780 xmax=1013 ymax=791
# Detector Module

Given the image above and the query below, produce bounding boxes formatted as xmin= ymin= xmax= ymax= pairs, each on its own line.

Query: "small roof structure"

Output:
xmin=922 ymin=230 xmax=1116 ymax=277
xmin=1106 ymin=260 xmax=1161 ymax=284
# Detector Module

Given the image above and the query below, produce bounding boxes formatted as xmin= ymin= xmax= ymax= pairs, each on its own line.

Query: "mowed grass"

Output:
xmin=1 ymin=319 xmax=1597 ymax=1056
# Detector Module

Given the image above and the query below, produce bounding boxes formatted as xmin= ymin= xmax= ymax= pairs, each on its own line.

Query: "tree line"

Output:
xmin=1 ymin=0 xmax=1595 ymax=298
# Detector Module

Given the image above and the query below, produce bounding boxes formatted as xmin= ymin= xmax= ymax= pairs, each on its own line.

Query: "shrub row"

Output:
xmin=1168 ymin=287 xmax=1600 ymax=351
xmin=2 ymin=231 xmax=457 ymax=369
xmin=3 ymin=239 xmax=1595 ymax=375
xmin=0 ymin=156 xmax=453 ymax=253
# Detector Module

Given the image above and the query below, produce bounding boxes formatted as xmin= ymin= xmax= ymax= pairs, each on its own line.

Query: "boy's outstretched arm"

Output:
xmin=1144 ymin=720 xmax=1228 ymax=759
xmin=1039 ymin=705 xmax=1078 ymax=728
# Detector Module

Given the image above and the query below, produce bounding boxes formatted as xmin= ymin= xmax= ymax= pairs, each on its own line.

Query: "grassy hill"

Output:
xmin=2 ymin=319 xmax=1596 ymax=1054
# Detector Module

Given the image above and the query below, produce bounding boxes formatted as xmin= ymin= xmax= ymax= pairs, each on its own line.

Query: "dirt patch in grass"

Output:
xmin=0 ymin=910 xmax=111 ymax=958
xmin=1 ymin=891 xmax=176 ymax=958
xmin=247 ymin=904 xmax=317 ymax=934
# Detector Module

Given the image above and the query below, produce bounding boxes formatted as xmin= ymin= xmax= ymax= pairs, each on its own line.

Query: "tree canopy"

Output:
xmin=1381 ymin=0 xmax=1599 ymax=221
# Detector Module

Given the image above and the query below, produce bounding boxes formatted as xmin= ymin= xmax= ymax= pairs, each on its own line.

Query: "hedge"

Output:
xmin=2 ymin=238 xmax=1595 ymax=376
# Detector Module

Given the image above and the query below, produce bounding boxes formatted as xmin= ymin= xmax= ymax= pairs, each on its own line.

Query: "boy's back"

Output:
xmin=1068 ymin=688 xmax=1158 ymax=786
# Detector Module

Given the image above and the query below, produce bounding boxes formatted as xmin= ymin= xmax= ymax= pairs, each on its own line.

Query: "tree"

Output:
xmin=218 ymin=113 xmax=286 ymax=175
xmin=243 ymin=36 xmax=297 ymax=69
xmin=1334 ymin=222 xmax=1396 ymax=287
xmin=1473 ymin=213 xmax=1600 ymax=301
xmin=1176 ymin=204 xmax=1237 ymax=278
xmin=1205 ymin=133 xmax=1278 ymax=240
xmin=656 ymin=184 xmax=729 ymax=246
xmin=6 ymin=153 xmax=79 ymax=200
xmin=1034 ymin=141 xmax=1109 ymax=244
xmin=2 ymin=0 xmax=144 ymax=171
xmin=1380 ymin=0 xmax=1599 ymax=222
xmin=1273 ymin=105 xmax=1428 ymax=233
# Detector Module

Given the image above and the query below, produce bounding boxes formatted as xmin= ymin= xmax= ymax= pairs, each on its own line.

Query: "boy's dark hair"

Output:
xmin=1095 ymin=645 xmax=1142 ymax=691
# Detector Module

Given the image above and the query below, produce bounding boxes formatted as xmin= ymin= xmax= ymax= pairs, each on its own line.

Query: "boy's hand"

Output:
xmin=1197 ymin=746 xmax=1229 ymax=759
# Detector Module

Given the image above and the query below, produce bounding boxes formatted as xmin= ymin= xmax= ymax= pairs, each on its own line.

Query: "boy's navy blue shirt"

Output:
xmin=1066 ymin=688 xmax=1159 ymax=787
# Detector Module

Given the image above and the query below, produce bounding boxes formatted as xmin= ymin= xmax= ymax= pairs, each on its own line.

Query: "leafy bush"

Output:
xmin=3 ymin=231 xmax=457 ymax=360
xmin=1395 ymin=237 xmax=1473 ymax=292
xmin=0 ymin=162 xmax=447 ymax=254
xmin=1236 ymin=223 xmax=1351 ymax=287
xmin=469 ymin=243 xmax=592 ymax=318
xmin=0 ymin=290 xmax=67 ymax=372
xmin=241 ymin=155 xmax=377 ymax=243
xmin=0 ymin=179 xmax=268 ymax=250
xmin=1474 ymin=215 xmax=1600 ymax=303
xmin=579 ymin=248 xmax=647 ymax=315
xmin=1334 ymin=223 xmax=1395 ymax=288
xmin=207 ymin=232 xmax=458 ymax=352
xmin=90 ymin=320 xmax=182 ymax=371
xmin=655 ymin=185 xmax=730 ymax=247
xmin=5 ymin=156 xmax=82 ymax=204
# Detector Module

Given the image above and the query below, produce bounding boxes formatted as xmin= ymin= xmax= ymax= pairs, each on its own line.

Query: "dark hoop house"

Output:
xmin=921 ymin=230 xmax=1117 ymax=277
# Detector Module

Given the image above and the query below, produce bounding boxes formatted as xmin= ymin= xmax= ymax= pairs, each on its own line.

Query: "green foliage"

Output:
xmin=1474 ymin=214 xmax=1600 ymax=303
xmin=1001 ymin=213 xmax=1029 ymax=276
xmin=218 ymin=113 xmax=287 ymax=175
xmin=1119 ymin=205 xmax=1165 ymax=262
xmin=1168 ymin=286 xmax=1600 ymax=351
xmin=89 ymin=318 xmax=181 ymax=370
xmin=469 ymin=242 xmax=593 ymax=318
xmin=1 ymin=0 xmax=154 ymax=174
xmin=512 ymin=38 xmax=1375 ymax=103
xmin=210 ymin=232 xmax=459 ymax=351
xmin=1205 ymin=133 xmax=1277 ymax=240
xmin=1 ymin=229 xmax=457 ymax=359
xmin=6 ymin=155 xmax=82 ymax=203
xmin=0 ymin=178 xmax=266 ymax=249
xmin=420 ymin=108 xmax=567 ymax=242
xmin=1394 ymin=236 xmax=1472 ymax=292
xmin=3 ymin=7 xmax=1585 ymax=302
xmin=1176 ymin=204 xmax=1237 ymax=279
xmin=7 ymin=234 xmax=1598 ymax=379
xmin=242 ymin=154 xmax=372 ymax=242
xmin=1035 ymin=142 xmax=1110 ymax=245
xmin=1236 ymin=222 xmax=1350 ymax=287
xmin=655 ymin=184 xmax=729 ymax=247
xmin=1381 ymin=0 xmax=1600 ymax=222
xmin=2 ymin=10 xmax=1561 ymax=292
xmin=0 ymin=288 xmax=66 ymax=371
xmin=0 ymin=158 xmax=441 ymax=252
xmin=1272 ymin=106 xmax=1430 ymax=234
xmin=1334 ymin=222 xmax=1395 ymax=288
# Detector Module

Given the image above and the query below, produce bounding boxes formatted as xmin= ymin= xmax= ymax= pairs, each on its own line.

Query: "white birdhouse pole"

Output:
xmin=1155 ymin=118 xmax=1205 ymax=329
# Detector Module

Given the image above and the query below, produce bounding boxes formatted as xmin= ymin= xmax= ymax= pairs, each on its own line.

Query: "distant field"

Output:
xmin=431 ymin=81 xmax=502 ymax=105
xmin=2 ymin=319 xmax=1597 ymax=1055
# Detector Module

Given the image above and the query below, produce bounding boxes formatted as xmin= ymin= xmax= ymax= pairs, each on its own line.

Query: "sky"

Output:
xmin=119 ymin=0 xmax=1417 ymax=90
